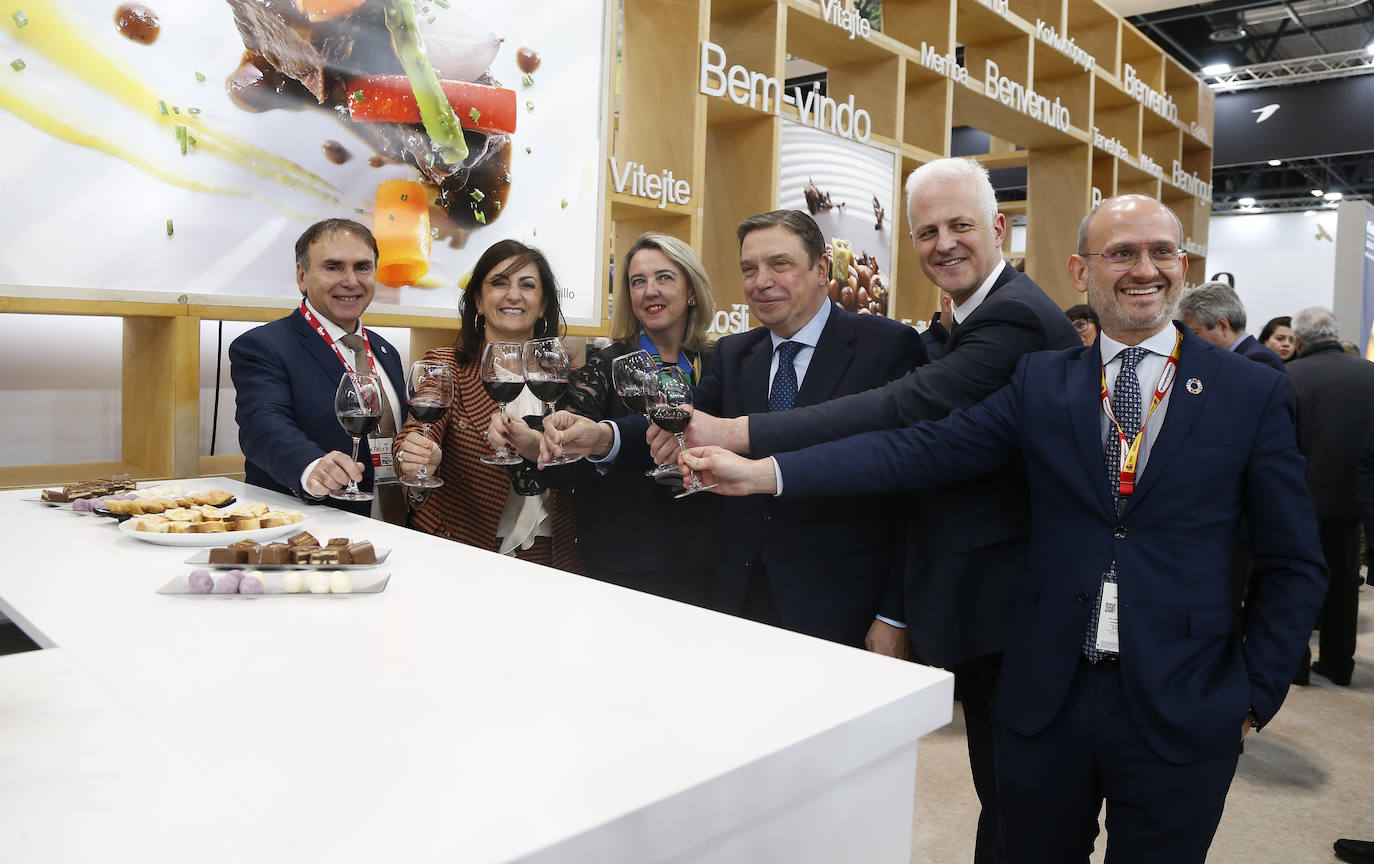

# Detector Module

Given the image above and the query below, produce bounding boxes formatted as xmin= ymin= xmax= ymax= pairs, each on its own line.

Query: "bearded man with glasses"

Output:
xmin=683 ymin=194 xmax=1328 ymax=864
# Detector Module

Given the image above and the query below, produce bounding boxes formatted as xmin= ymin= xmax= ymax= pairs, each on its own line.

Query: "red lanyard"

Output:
xmin=300 ymin=301 xmax=377 ymax=375
xmin=1099 ymin=331 xmax=1183 ymax=497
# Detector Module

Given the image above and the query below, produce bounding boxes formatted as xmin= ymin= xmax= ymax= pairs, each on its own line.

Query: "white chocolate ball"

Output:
xmin=327 ymin=570 xmax=353 ymax=594
xmin=282 ymin=572 xmax=305 ymax=594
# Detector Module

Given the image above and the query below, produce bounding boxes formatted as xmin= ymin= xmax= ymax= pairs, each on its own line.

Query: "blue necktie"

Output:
xmin=768 ymin=341 xmax=803 ymax=412
xmin=1084 ymin=346 xmax=1147 ymax=661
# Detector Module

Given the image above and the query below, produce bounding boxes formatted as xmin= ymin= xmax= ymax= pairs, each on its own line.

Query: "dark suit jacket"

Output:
xmin=1287 ymin=340 xmax=1374 ymax=519
xmin=229 ymin=308 xmax=407 ymax=516
xmin=1233 ymin=334 xmax=1286 ymax=373
xmin=616 ymin=302 xmax=925 ymax=646
xmin=777 ymin=324 xmax=1328 ymax=764
xmin=749 ymin=265 xmax=1081 ymax=667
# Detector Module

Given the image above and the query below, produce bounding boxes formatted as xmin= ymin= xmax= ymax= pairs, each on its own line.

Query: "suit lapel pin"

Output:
xmin=1185 ymin=377 xmax=1203 ymax=395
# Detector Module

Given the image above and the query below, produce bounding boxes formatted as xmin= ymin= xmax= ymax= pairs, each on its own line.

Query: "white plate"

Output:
xmin=182 ymin=546 xmax=391 ymax=569
xmin=119 ymin=520 xmax=302 ymax=547
xmin=156 ymin=571 xmax=390 ymax=596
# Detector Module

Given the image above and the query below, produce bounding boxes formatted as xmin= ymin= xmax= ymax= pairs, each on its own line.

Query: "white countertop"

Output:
xmin=0 ymin=479 xmax=951 ymax=863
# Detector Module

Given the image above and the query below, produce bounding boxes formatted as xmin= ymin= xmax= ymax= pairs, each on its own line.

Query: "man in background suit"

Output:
xmin=545 ymin=209 xmax=925 ymax=650
xmin=685 ymin=194 xmax=1328 ymax=863
xmin=1178 ymin=280 xmax=1286 ymax=373
xmin=1286 ymin=306 xmax=1374 ymax=686
xmin=658 ymin=157 xmax=1080 ymax=864
xmin=230 ymin=219 xmax=407 ymax=520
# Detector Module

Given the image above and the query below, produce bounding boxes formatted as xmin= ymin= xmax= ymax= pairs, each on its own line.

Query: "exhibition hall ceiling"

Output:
xmin=1104 ymin=0 xmax=1374 ymax=211
xmin=1117 ymin=0 xmax=1373 ymax=75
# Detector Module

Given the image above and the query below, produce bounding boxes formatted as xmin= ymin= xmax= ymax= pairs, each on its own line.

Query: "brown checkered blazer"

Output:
xmin=397 ymin=347 xmax=581 ymax=573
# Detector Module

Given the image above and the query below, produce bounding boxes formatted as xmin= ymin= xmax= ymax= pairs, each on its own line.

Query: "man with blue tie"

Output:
xmin=230 ymin=219 xmax=408 ymax=521
xmin=545 ymin=209 xmax=925 ymax=650
xmin=682 ymin=194 xmax=1328 ymax=863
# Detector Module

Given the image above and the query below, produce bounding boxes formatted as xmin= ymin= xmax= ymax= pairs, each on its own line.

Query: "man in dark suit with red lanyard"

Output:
xmin=660 ymin=157 xmax=1080 ymax=864
xmin=230 ymin=219 xmax=408 ymax=521
xmin=684 ymin=194 xmax=1328 ymax=863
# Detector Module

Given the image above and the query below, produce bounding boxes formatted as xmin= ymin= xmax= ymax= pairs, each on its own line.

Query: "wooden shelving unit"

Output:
xmin=1 ymin=0 xmax=1211 ymax=489
xmin=606 ymin=0 xmax=1212 ymax=325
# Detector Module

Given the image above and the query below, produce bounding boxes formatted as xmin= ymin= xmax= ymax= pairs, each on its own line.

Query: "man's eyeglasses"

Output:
xmin=1071 ymin=319 xmax=1094 ymax=332
xmin=1079 ymin=243 xmax=1184 ymax=271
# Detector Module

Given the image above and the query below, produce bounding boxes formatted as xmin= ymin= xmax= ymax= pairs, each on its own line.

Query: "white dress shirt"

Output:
xmin=1098 ymin=323 xmax=1182 ymax=479
xmin=949 ymin=259 xmax=1006 ymax=325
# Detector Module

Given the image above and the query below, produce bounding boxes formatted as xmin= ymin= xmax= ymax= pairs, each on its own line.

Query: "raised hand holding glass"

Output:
xmin=401 ymin=361 xmax=453 ymax=488
xmin=331 ymin=372 xmax=383 ymax=502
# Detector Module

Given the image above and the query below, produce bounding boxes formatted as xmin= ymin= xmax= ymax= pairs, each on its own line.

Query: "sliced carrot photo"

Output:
xmin=374 ymin=179 xmax=431 ymax=287
xmin=293 ymin=0 xmax=368 ymax=23
xmin=347 ymin=75 xmax=518 ymax=136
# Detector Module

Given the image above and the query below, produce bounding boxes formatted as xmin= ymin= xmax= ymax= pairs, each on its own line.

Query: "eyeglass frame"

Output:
xmin=1077 ymin=242 xmax=1186 ymax=272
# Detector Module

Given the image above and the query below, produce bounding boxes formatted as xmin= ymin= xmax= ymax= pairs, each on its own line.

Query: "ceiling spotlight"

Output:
xmin=1238 ymin=197 xmax=1256 ymax=206
xmin=1367 ymin=41 xmax=1374 ymax=56
xmin=1202 ymin=63 xmax=1232 ymax=75
xmin=1267 ymin=159 xmax=1281 ymax=166
xmin=1209 ymin=27 xmax=1246 ymax=42
xmin=1311 ymin=189 xmax=1324 ymax=197
xmin=1324 ymin=191 xmax=1343 ymax=201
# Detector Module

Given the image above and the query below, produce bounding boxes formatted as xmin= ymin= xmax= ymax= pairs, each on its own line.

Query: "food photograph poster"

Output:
xmin=777 ymin=118 xmax=896 ymax=318
xmin=0 ymin=0 xmax=610 ymax=323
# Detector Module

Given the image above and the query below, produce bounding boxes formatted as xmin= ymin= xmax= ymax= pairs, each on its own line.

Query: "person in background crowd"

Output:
xmin=491 ymin=232 xmax=720 ymax=605
xmin=543 ymin=208 xmax=926 ymax=654
xmin=1178 ymin=281 xmax=1286 ymax=373
xmin=1284 ymin=306 xmax=1374 ymax=686
xmin=393 ymin=240 xmax=580 ymax=572
xmin=230 ymin=218 xmax=408 ymax=522
xmin=1260 ymin=316 xmax=1296 ymax=361
xmin=645 ymin=157 xmax=1081 ymax=864
xmin=1338 ymin=432 xmax=1374 ymax=862
xmin=682 ymin=194 xmax=1327 ymax=864
xmin=1066 ymin=303 xmax=1099 ymax=346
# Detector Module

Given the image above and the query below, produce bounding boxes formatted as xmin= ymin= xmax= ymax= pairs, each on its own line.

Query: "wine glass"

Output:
xmin=523 ymin=337 xmax=581 ymax=466
xmin=330 ymin=372 xmax=383 ymax=502
xmin=611 ymin=350 xmax=656 ymax=418
xmin=401 ymin=361 xmax=453 ymax=488
xmin=649 ymin=367 xmax=715 ymax=498
xmin=479 ymin=341 xmax=526 ymax=466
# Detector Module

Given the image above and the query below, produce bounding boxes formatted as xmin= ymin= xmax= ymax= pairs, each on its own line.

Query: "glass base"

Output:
xmin=645 ymin=462 xmax=680 ymax=479
xmin=542 ymin=454 xmax=583 ymax=466
xmin=400 ymin=476 xmax=445 ymax=489
xmin=674 ymin=482 xmax=717 ymax=499
xmin=480 ymin=453 xmax=524 ymax=466
xmin=329 ymin=490 xmax=374 ymax=502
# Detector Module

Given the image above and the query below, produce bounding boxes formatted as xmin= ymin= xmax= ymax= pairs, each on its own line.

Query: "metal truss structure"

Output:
xmin=1208 ymin=47 xmax=1374 ymax=91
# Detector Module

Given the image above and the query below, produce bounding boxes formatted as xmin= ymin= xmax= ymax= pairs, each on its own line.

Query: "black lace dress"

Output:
xmin=546 ymin=341 xmax=721 ymax=607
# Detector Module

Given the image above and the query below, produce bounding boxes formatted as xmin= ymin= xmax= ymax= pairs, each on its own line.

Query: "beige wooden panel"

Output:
xmin=1026 ymin=143 xmax=1093 ymax=308
xmin=122 ymin=316 xmax=198 ymax=478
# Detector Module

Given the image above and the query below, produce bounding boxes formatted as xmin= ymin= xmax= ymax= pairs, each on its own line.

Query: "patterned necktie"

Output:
xmin=768 ymin=341 xmax=804 ymax=412
xmin=1084 ymin=345 xmax=1147 ymax=661
xmin=340 ymin=333 xmax=406 ymax=524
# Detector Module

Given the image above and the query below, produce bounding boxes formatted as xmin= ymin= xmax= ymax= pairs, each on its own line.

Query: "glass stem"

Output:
xmin=675 ymin=433 xmax=692 ymax=488
xmin=416 ymin=423 xmax=431 ymax=480
xmin=495 ymin=403 xmax=510 ymax=458
xmin=347 ymin=436 xmax=362 ymax=493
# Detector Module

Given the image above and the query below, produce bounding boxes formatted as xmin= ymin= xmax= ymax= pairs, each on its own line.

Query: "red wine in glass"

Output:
xmin=480 ymin=341 xmax=525 ymax=466
xmin=330 ymin=372 xmax=383 ymax=502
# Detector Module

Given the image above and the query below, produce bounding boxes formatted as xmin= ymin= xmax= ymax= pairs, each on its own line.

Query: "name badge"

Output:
xmin=1094 ymin=581 xmax=1120 ymax=654
xmin=368 ymin=435 xmax=399 ymax=485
